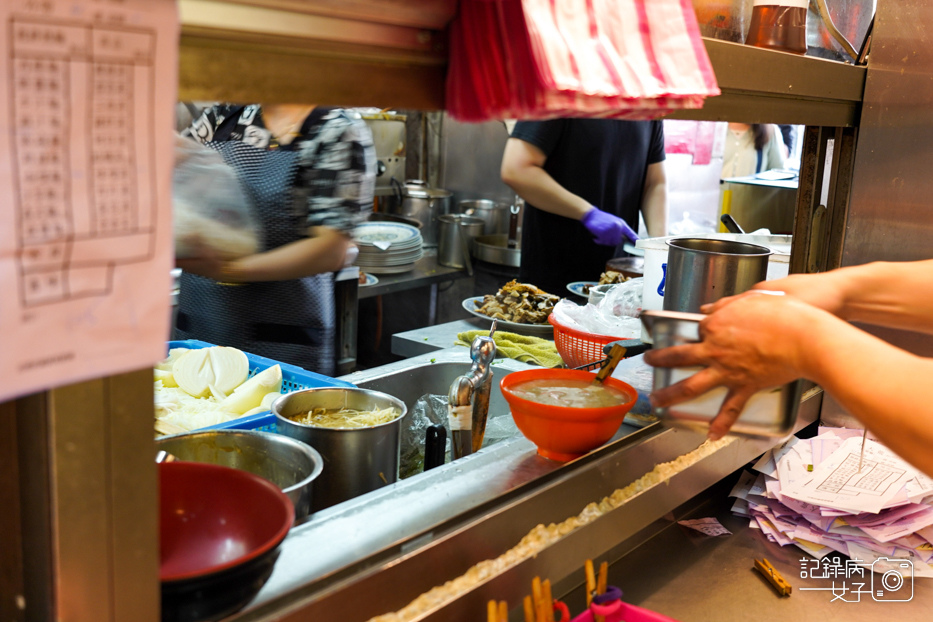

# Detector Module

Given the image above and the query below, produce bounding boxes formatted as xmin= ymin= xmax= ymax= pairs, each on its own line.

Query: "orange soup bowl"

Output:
xmin=500 ymin=369 xmax=638 ymax=462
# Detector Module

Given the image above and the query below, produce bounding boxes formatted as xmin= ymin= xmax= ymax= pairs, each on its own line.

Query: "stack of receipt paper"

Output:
xmin=730 ymin=427 xmax=933 ymax=576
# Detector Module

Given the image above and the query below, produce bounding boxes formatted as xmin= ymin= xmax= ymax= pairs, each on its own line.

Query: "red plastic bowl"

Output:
xmin=500 ymin=369 xmax=638 ymax=462
xmin=160 ymin=461 xmax=294 ymax=583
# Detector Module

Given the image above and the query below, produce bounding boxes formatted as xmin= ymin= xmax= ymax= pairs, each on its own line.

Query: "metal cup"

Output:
xmin=663 ymin=237 xmax=771 ymax=312
xmin=437 ymin=214 xmax=485 ymax=269
xmin=273 ymin=388 xmax=408 ymax=511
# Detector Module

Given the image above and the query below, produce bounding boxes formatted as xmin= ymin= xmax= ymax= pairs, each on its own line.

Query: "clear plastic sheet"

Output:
xmin=399 ymin=394 xmax=449 ymax=479
xmin=172 ymin=135 xmax=260 ymax=259
xmin=481 ymin=415 xmax=521 ymax=448
xmin=399 ymin=394 xmax=523 ymax=479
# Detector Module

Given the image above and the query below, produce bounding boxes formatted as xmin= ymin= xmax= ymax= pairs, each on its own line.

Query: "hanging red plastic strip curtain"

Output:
xmin=446 ymin=0 xmax=720 ymax=121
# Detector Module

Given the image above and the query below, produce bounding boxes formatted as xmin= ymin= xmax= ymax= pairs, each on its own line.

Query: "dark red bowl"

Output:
xmin=160 ymin=461 xmax=294 ymax=583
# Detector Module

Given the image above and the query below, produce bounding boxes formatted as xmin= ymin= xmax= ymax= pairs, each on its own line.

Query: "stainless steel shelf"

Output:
xmin=668 ymin=39 xmax=867 ymax=127
xmin=177 ymin=0 xmax=449 ymax=108
xmin=178 ymin=5 xmax=865 ymax=128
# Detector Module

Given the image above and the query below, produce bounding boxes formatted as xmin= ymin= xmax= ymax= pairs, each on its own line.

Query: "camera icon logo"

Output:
xmin=871 ymin=558 xmax=913 ymax=602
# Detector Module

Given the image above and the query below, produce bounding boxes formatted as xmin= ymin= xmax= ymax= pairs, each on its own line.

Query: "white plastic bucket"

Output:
xmin=636 ymin=233 xmax=791 ymax=342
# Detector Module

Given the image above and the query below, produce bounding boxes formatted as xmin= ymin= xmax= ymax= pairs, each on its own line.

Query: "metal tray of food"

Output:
xmin=640 ymin=310 xmax=800 ymax=437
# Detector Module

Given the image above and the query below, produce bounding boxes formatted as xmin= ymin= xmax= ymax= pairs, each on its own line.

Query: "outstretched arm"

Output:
xmin=176 ymin=226 xmax=349 ymax=282
xmin=500 ymin=137 xmax=592 ymax=220
xmin=645 ymin=292 xmax=933 ymax=477
xmin=738 ymin=259 xmax=933 ymax=334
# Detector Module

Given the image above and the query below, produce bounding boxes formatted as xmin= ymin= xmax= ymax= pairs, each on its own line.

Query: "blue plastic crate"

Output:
xmin=165 ymin=339 xmax=354 ymax=433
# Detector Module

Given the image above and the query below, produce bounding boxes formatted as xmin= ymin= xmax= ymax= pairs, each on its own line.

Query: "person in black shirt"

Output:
xmin=501 ymin=118 xmax=667 ymax=295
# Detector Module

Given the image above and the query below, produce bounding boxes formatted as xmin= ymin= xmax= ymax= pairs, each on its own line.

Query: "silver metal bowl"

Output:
xmin=155 ymin=429 xmax=323 ymax=521
xmin=273 ymin=387 xmax=408 ymax=512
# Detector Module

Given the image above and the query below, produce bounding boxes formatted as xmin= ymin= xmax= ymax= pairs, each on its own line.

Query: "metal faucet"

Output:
xmin=448 ymin=320 xmax=498 ymax=459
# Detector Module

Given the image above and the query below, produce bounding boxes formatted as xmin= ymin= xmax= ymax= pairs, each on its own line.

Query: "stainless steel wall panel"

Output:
xmin=844 ymin=1 xmax=933 ymax=267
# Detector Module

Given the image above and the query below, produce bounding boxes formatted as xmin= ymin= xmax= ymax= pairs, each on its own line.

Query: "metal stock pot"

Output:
xmin=388 ymin=179 xmax=451 ymax=247
xmin=458 ymin=199 xmax=511 ymax=235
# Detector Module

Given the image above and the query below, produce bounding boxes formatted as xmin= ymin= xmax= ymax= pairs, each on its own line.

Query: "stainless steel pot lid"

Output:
xmin=402 ymin=179 xmax=451 ymax=199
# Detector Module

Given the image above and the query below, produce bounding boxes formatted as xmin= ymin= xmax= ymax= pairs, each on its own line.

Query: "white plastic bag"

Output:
xmin=597 ymin=277 xmax=644 ymax=319
xmin=172 ymin=135 xmax=260 ymax=259
xmin=552 ymin=299 xmax=641 ymax=340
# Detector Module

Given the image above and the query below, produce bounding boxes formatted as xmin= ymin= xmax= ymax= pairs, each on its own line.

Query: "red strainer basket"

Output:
xmin=548 ymin=314 xmax=623 ymax=369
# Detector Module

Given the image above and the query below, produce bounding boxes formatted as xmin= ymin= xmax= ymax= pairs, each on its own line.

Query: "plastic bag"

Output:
xmin=597 ymin=277 xmax=644 ymax=319
xmin=481 ymin=414 xmax=521 ymax=448
xmin=172 ymin=134 xmax=260 ymax=259
xmin=551 ymin=279 xmax=644 ymax=339
xmin=399 ymin=394 xmax=450 ymax=479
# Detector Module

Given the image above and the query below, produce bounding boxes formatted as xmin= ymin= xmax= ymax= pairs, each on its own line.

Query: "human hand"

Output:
xmin=645 ymin=293 xmax=824 ymax=440
xmin=175 ymin=236 xmax=237 ymax=282
xmin=581 ymin=207 xmax=638 ymax=246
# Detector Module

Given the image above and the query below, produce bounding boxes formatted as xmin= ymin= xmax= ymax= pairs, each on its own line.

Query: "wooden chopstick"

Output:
xmin=597 ymin=561 xmax=608 ymax=596
xmin=594 ymin=561 xmax=609 ymax=622
xmin=542 ymin=579 xmax=554 ymax=622
xmin=487 ymin=600 xmax=508 ymax=622
xmin=585 ymin=559 xmax=596 ymax=606
xmin=523 ymin=595 xmax=535 ymax=622
xmin=532 ymin=576 xmax=545 ymax=622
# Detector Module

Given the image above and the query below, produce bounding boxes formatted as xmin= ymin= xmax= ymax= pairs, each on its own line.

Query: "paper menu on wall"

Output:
xmin=0 ymin=0 xmax=178 ymax=402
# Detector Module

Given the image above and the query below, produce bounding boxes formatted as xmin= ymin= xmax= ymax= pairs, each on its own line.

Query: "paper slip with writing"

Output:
xmin=678 ymin=517 xmax=732 ymax=537
xmin=782 ymin=437 xmax=917 ymax=514
xmin=0 ymin=0 xmax=178 ymax=402
xmin=730 ymin=427 xmax=933 ymax=567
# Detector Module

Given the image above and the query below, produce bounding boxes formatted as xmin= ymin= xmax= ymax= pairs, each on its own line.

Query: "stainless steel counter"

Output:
xmin=336 ymin=252 xmax=467 ymax=373
xmin=391 ymin=318 xmax=554 ymax=358
xmin=358 ymin=249 xmax=469 ymax=300
xmin=586 ymin=487 xmax=933 ymax=621
xmin=225 ymin=345 xmax=823 ymax=622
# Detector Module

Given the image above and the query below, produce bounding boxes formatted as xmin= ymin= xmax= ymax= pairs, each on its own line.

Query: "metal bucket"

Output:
xmin=437 ymin=214 xmax=485 ymax=269
xmin=155 ymin=429 xmax=323 ymax=522
xmin=457 ymin=199 xmax=511 ymax=235
xmin=273 ymin=388 xmax=408 ymax=511
xmin=663 ymin=238 xmax=771 ymax=312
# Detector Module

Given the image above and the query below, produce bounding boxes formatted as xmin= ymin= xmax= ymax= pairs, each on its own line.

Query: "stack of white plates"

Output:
xmin=352 ymin=222 xmax=424 ymax=274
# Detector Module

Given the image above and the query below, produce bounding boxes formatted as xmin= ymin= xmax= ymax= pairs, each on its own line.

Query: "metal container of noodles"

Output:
xmin=273 ymin=388 xmax=408 ymax=511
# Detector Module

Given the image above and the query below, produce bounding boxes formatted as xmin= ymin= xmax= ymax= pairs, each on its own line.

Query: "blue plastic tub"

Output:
xmin=166 ymin=340 xmax=354 ymax=433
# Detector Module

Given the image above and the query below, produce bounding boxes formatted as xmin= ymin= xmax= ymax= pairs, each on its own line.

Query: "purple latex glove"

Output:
xmin=581 ymin=207 xmax=639 ymax=246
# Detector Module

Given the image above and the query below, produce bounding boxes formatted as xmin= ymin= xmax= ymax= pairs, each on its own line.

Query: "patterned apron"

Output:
xmin=174 ymin=141 xmax=336 ymax=376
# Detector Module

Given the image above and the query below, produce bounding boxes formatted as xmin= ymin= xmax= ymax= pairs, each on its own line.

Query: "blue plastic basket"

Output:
xmin=166 ymin=339 xmax=354 ymax=433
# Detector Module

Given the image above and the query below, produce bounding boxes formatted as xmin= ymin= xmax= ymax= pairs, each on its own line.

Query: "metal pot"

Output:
xmin=154 ymin=429 xmax=323 ymax=522
xmin=457 ymin=200 xmax=512 ymax=235
xmin=387 ymin=179 xmax=451 ymax=247
xmin=273 ymin=388 xmax=408 ymax=511
xmin=367 ymin=211 xmax=422 ymax=230
xmin=437 ymin=214 xmax=485 ymax=270
xmin=662 ymin=237 xmax=771 ymax=313
xmin=471 ymin=234 xmax=521 ymax=267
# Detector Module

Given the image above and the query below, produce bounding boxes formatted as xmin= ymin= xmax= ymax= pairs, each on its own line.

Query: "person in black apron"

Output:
xmin=175 ymin=104 xmax=376 ymax=376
